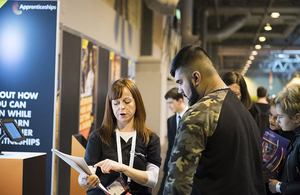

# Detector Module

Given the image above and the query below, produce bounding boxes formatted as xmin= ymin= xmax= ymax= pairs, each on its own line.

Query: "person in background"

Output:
xmin=163 ymin=45 xmax=266 ymax=195
xmin=250 ymin=86 xmax=271 ymax=135
xmin=264 ymin=97 xmax=295 ymax=195
xmin=269 ymin=97 xmax=294 ymax=141
xmin=268 ymin=83 xmax=300 ymax=194
xmin=79 ymin=78 xmax=161 ymax=195
xmin=157 ymin=87 xmax=188 ymax=195
xmin=221 ymin=71 xmax=252 ymax=109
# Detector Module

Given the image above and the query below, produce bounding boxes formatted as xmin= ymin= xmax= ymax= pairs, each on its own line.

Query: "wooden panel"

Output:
xmin=0 ymin=159 xmax=23 ymax=195
xmin=70 ymin=135 xmax=87 ymax=195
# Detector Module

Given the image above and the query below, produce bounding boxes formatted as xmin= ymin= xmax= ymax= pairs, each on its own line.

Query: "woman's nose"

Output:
xmin=119 ymin=102 xmax=125 ymax=109
xmin=270 ymin=116 xmax=275 ymax=122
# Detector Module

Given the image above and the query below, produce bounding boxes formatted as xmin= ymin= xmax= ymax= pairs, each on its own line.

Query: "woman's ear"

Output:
xmin=192 ymin=71 xmax=201 ymax=86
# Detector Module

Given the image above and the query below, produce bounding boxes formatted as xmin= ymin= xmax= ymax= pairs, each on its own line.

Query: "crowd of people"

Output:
xmin=77 ymin=45 xmax=300 ymax=195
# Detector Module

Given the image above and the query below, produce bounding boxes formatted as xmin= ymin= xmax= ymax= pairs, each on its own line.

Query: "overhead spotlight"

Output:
xmin=259 ymin=36 xmax=266 ymax=42
xmin=241 ymin=69 xmax=246 ymax=76
xmin=277 ymin=54 xmax=285 ymax=58
xmin=249 ymin=55 xmax=255 ymax=60
xmin=255 ymin=44 xmax=262 ymax=50
xmin=247 ymin=60 xmax=252 ymax=64
xmin=176 ymin=9 xmax=181 ymax=20
xmin=264 ymin=23 xmax=272 ymax=31
xmin=252 ymin=51 xmax=258 ymax=55
xmin=271 ymin=12 xmax=280 ymax=18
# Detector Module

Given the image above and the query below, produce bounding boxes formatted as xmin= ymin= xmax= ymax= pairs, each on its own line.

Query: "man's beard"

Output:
xmin=187 ymin=79 xmax=200 ymax=106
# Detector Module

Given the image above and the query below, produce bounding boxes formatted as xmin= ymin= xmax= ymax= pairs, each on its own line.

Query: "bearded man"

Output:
xmin=163 ymin=45 xmax=266 ymax=195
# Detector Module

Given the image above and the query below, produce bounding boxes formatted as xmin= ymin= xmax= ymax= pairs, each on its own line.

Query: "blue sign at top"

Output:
xmin=0 ymin=1 xmax=58 ymax=195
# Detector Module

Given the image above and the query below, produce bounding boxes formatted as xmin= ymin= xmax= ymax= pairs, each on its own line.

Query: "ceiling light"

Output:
xmin=251 ymin=51 xmax=258 ymax=55
xmin=176 ymin=9 xmax=181 ymax=20
xmin=249 ymin=55 xmax=255 ymax=60
xmin=271 ymin=12 xmax=280 ymax=18
xmin=255 ymin=45 xmax=262 ymax=50
xmin=277 ymin=53 xmax=289 ymax=59
xmin=259 ymin=36 xmax=266 ymax=42
xmin=247 ymin=60 xmax=252 ymax=64
xmin=264 ymin=23 xmax=272 ymax=31
xmin=278 ymin=54 xmax=284 ymax=58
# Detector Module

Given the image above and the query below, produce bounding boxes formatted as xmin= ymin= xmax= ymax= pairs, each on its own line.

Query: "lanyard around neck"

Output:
xmin=116 ymin=129 xmax=136 ymax=183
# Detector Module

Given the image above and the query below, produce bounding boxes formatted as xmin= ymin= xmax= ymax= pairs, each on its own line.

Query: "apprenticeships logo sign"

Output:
xmin=13 ymin=2 xmax=22 ymax=15
xmin=12 ymin=1 xmax=57 ymax=15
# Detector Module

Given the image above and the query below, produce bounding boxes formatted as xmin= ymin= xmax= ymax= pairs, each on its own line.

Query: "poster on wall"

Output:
xmin=80 ymin=39 xmax=98 ymax=139
xmin=110 ymin=51 xmax=121 ymax=84
xmin=0 ymin=1 xmax=58 ymax=195
xmin=128 ymin=60 xmax=135 ymax=82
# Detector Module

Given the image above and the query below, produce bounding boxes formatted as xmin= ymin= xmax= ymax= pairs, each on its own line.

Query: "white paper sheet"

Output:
xmin=52 ymin=149 xmax=109 ymax=194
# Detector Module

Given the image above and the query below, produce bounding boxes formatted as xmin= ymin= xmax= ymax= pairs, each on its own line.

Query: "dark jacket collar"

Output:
xmin=294 ymin=125 xmax=300 ymax=135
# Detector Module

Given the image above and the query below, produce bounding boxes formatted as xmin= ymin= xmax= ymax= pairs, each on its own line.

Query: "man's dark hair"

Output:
xmin=257 ymin=86 xmax=267 ymax=98
xmin=170 ymin=45 xmax=213 ymax=77
xmin=164 ymin=87 xmax=183 ymax=101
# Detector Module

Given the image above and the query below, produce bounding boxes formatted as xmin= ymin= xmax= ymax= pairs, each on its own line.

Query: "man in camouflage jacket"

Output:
xmin=163 ymin=45 xmax=266 ymax=195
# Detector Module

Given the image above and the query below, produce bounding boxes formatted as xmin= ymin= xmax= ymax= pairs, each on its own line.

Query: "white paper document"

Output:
xmin=52 ymin=149 xmax=109 ymax=194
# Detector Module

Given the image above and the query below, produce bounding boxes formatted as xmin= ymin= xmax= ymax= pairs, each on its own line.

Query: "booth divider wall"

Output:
xmin=121 ymin=57 xmax=129 ymax=78
xmin=58 ymin=31 xmax=81 ymax=195
xmin=95 ymin=47 xmax=110 ymax=129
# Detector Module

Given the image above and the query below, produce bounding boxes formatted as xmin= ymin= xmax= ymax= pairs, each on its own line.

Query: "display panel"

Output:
xmin=1 ymin=119 xmax=25 ymax=142
xmin=110 ymin=52 xmax=121 ymax=84
xmin=80 ymin=39 xmax=98 ymax=139
xmin=0 ymin=1 xmax=58 ymax=194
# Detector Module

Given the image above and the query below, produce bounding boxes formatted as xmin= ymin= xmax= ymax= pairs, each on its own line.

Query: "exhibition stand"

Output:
xmin=0 ymin=152 xmax=47 ymax=195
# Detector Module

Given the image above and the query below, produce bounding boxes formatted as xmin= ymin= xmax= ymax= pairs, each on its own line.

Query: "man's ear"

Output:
xmin=178 ymin=98 xmax=183 ymax=104
xmin=192 ymin=71 xmax=201 ymax=86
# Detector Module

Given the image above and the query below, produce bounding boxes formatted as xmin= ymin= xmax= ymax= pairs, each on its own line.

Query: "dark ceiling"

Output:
xmin=189 ymin=0 xmax=300 ymax=79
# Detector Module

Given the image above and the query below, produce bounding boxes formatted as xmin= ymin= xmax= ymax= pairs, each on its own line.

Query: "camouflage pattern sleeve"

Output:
xmin=163 ymin=90 xmax=225 ymax=195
